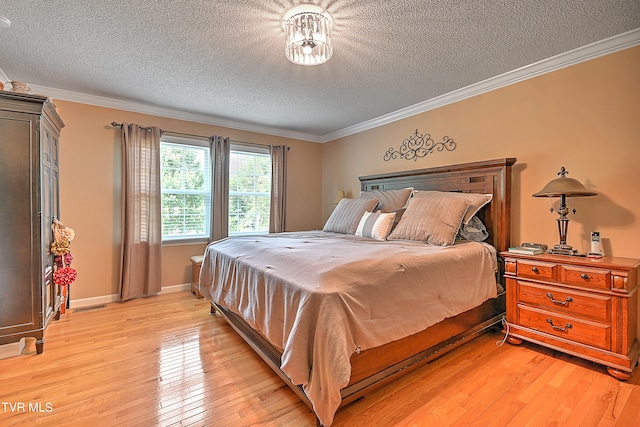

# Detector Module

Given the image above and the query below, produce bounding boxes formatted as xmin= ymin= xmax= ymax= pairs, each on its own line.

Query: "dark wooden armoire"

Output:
xmin=0 ymin=91 xmax=65 ymax=354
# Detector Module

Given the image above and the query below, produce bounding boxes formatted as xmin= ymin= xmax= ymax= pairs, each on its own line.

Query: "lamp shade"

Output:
xmin=532 ymin=166 xmax=597 ymax=255
xmin=532 ymin=167 xmax=597 ymax=198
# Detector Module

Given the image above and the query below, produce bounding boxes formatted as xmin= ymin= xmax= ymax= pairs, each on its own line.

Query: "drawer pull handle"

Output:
xmin=580 ymin=273 xmax=589 ymax=280
xmin=531 ymin=267 xmax=539 ymax=273
xmin=546 ymin=292 xmax=573 ymax=306
xmin=546 ymin=318 xmax=572 ymax=332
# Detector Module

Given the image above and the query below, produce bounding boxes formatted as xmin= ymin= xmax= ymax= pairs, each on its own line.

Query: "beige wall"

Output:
xmin=56 ymin=101 xmax=323 ymax=302
xmin=323 ymin=46 xmax=640 ymax=260
xmin=56 ymin=45 xmax=639 ymax=321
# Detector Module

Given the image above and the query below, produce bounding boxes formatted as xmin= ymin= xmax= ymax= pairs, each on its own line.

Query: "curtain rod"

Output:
xmin=109 ymin=122 xmax=288 ymax=149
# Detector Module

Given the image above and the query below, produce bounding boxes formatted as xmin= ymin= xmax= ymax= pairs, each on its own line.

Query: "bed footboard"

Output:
xmin=212 ymin=292 xmax=505 ymax=419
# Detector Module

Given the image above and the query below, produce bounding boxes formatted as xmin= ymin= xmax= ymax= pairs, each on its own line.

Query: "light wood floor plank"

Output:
xmin=1 ymin=291 xmax=639 ymax=426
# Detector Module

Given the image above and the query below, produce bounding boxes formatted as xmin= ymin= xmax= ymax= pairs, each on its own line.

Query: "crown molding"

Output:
xmin=2 ymin=28 xmax=638 ymax=144
xmin=320 ymin=27 xmax=640 ymax=143
xmin=22 ymin=84 xmax=326 ymax=143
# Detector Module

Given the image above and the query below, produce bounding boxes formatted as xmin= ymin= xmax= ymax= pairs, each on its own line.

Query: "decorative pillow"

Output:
xmin=391 ymin=207 xmax=406 ymax=231
xmin=457 ymin=215 xmax=489 ymax=242
xmin=359 ymin=187 xmax=413 ymax=213
xmin=323 ymin=198 xmax=380 ymax=235
xmin=412 ymin=190 xmax=492 ymax=224
xmin=387 ymin=196 xmax=470 ymax=246
xmin=355 ymin=211 xmax=396 ymax=241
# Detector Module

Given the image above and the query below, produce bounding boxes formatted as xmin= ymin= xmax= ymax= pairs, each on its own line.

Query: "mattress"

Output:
xmin=199 ymin=231 xmax=498 ymax=425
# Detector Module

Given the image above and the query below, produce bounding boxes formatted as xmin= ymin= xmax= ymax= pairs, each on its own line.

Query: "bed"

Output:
xmin=199 ymin=158 xmax=516 ymax=425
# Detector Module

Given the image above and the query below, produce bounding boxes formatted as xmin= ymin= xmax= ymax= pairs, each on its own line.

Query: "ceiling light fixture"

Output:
xmin=285 ymin=11 xmax=333 ymax=66
xmin=0 ymin=16 xmax=10 ymax=28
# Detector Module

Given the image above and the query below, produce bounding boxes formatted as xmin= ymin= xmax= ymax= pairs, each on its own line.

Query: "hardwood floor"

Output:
xmin=1 ymin=291 xmax=639 ymax=426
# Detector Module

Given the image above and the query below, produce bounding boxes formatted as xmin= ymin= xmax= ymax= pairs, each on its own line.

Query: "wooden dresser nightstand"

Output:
xmin=501 ymin=251 xmax=640 ymax=380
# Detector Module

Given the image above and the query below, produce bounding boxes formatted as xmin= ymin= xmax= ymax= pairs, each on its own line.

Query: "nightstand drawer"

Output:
xmin=517 ymin=260 xmax=556 ymax=281
xmin=517 ymin=281 xmax=611 ymax=323
xmin=517 ymin=305 xmax=610 ymax=350
xmin=560 ymin=265 xmax=610 ymax=290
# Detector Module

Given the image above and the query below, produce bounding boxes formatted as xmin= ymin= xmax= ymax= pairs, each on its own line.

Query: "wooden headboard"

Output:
xmin=359 ymin=158 xmax=517 ymax=253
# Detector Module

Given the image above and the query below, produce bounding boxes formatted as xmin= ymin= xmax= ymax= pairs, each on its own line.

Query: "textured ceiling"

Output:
xmin=1 ymin=1 xmax=639 ymax=141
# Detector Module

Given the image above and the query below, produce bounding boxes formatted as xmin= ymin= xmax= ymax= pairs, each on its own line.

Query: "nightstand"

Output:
xmin=190 ymin=255 xmax=204 ymax=299
xmin=501 ymin=251 xmax=640 ymax=380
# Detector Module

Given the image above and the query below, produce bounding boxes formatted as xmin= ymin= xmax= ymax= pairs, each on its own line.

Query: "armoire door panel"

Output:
xmin=0 ymin=117 xmax=36 ymax=329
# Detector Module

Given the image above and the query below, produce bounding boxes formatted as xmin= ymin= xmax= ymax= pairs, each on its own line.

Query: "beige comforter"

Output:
xmin=199 ymin=231 xmax=498 ymax=426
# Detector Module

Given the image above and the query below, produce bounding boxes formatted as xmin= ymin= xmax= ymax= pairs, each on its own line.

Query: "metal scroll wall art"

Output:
xmin=383 ymin=129 xmax=456 ymax=161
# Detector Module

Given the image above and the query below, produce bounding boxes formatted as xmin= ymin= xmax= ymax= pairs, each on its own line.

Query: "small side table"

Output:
xmin=502 ymin=251 xmax=640 ymax=380
xmin=190 ymin=255 xmax=204 ymax=299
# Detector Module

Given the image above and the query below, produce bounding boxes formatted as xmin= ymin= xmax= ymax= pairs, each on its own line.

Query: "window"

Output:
xmin=229 ymin=145 xmax=271 ymax=235
xmin=160 ymin=136 xmax=211 ymax=241
xmin=160 ymin=137 xmax=271 ymax=241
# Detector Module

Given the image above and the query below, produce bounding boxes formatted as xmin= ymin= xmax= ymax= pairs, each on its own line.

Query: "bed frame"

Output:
xmin=212 ymin=157 xmax=516 ymax=424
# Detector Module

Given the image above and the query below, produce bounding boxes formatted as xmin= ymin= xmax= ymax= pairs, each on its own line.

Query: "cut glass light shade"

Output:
xmin=285 ymin=12 xmax=333 ymax=66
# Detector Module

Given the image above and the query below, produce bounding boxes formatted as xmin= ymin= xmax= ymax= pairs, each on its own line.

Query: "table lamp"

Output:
xmin=532 ymin=167 xmax=597 ymax=255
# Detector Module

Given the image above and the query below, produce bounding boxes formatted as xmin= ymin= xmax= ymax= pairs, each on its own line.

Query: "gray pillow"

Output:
xmin=323 ymin=198 xmax=380 ymax=234
xmin=412 ymin=190 xmax=492 ymax=224
xmin=457 ymin=215 xmax=489 ymax=242
xmin=387 ymin=196 xmax=470 ymax=246
xmin=359 ymin=187 xmax=413 ymax=213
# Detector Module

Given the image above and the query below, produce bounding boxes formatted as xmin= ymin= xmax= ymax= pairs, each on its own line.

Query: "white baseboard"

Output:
xmin=69 ymin=283 xmax=191 ymax=308
xmin=159 ymin=283 xmax=191 ymax=294
xmin=69 ymin=294 xmax=118 ymax=309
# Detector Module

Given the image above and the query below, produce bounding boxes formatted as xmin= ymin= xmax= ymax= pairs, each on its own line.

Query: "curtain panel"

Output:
xmin=119 ymin=123 xmax=162 ymax=301
xmin=209 ymin=135 xmax=230 ymax=242
xmin=269 ymin=145 xmax=289 ymax=233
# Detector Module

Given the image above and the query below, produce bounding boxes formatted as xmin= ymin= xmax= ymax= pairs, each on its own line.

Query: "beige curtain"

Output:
xmin=209 ymin=135 xmax=230 ymax=242
xmin=269 ymin=145 xmax=289 ymax=233
xmin=119 ymin=123 xmax=162 ymax=301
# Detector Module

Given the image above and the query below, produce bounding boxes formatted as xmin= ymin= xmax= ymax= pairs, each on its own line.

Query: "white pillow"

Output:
xmin=355 ymin=211 xmax=396 ymax=241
